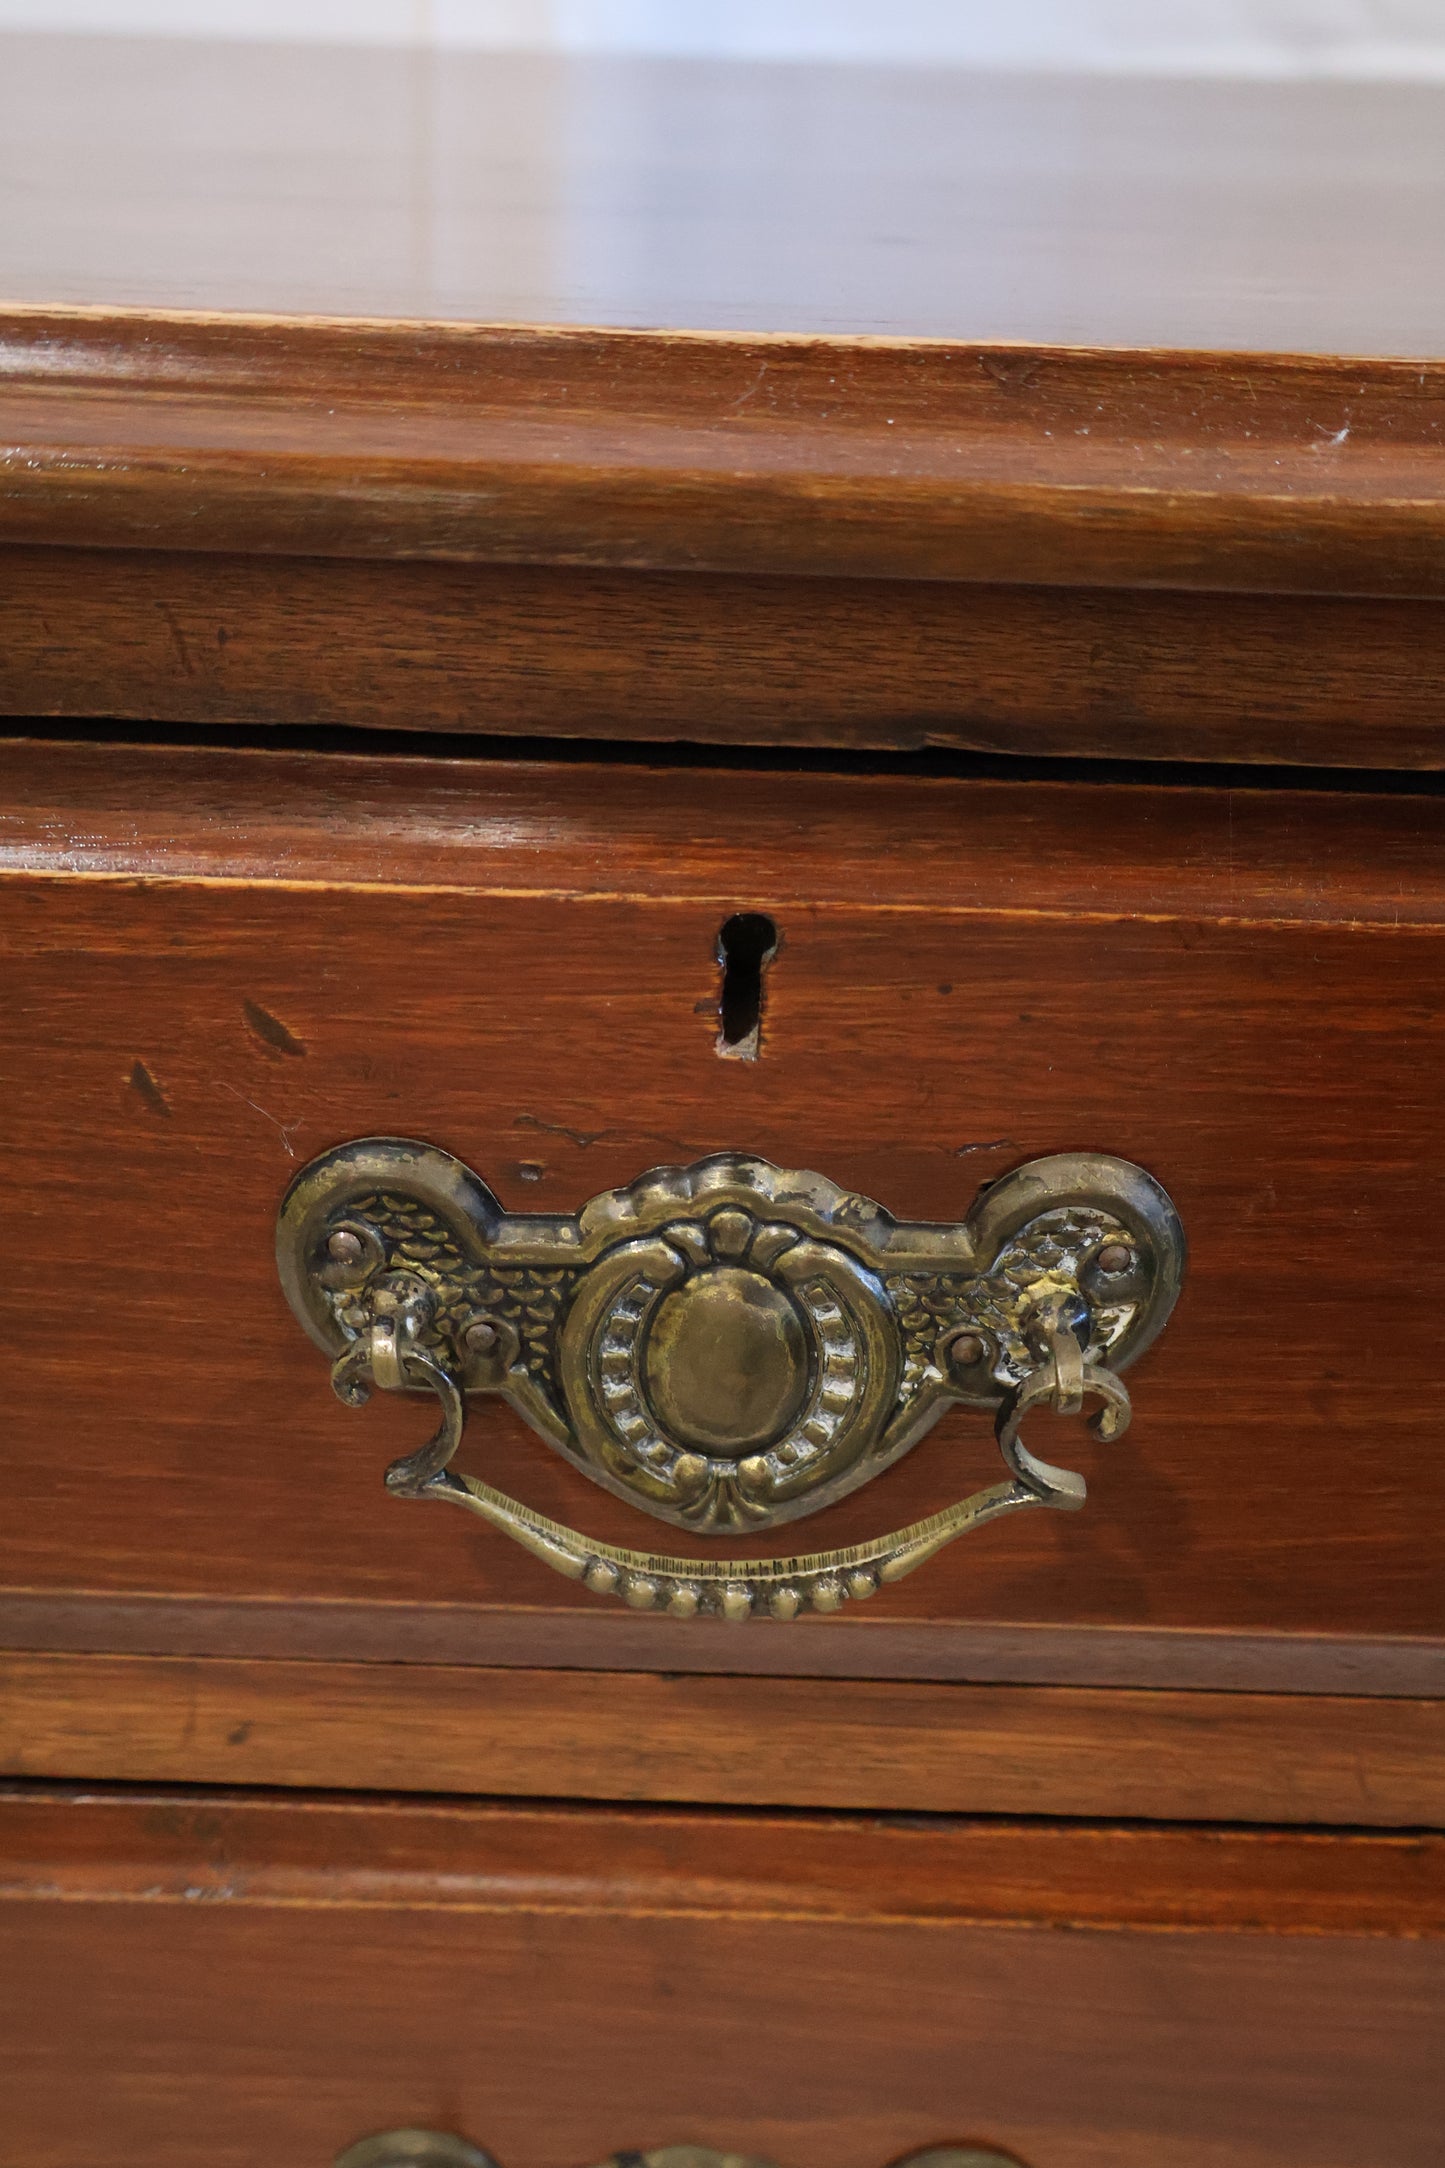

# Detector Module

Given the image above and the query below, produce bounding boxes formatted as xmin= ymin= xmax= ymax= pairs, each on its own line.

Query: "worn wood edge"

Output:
xmin=9 ymin=298 xmax=1445 ymax=369
xmin=3 ymin=1654 xmax=1441 ymax=1827
xmin=9 ymin=303 xmax=1445 ymax=434
xmin=2 ymin=740 xmax=1442 ymax=929
xmin=11 ymin=861 xmax=1443 ymax=939
xmin=1 ymin=1787 xmax=1440 ymax=1935
xmin=2 ymin=1594 xmax=1439 ymax=1698
xmin=5 ymin=309 xmax=1445 ymax=595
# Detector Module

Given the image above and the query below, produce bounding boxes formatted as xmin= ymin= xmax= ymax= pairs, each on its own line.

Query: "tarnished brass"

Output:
xmin=335 ymin=2139 xmax=496 ymax=2168
xmin=646 ymin=1264 xmax=811 ymax=1454
xmin=279 ymin=1142 xmax=1184 ymax=1619
xmin=335 ymin=2141 xmax=1025 ymax=2168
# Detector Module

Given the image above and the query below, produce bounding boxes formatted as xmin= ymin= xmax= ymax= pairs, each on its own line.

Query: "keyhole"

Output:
xmin=716 ymin=912 xmax=778 ymax=1060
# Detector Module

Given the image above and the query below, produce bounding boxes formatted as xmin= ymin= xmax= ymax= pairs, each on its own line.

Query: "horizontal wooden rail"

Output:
xmin=3 ymin=1652 xmax=1441 ymax=1825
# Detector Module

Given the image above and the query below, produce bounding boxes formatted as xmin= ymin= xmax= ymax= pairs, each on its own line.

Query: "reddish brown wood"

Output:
xmin=5 ymin=48 xmax=1445 ymax=763
xmin=3 ymin=313 xmax=1445 ymax=600
xmin=6 ymin=550 xmax=1445 ymax=767
xmin=3 ymin=51 xmax=1440 ymax=2151
xmin=2 ymin=737 xmax=1443 ymax=921
xmin=3 ymin=1654 xmax=1441 ymax=1825
xmin=1 ymin=1787 xmax=1441 ymax=2168
xmin=3 ymin=1788 xmax=1441 ymax=1935
xmin=3 ymin=1592 xmax=1437 ymax=1696
xmin=0 ymin=740 xmax=1442 ymax=1686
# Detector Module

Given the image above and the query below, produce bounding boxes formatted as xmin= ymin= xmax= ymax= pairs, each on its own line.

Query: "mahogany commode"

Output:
xmin=0 ymin=31 xmax=1442 ymax=2168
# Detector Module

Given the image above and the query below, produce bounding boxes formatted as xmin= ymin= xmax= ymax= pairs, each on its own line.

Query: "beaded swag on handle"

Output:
xmin=277 ymin=1141 xmax=1185 ymax=1622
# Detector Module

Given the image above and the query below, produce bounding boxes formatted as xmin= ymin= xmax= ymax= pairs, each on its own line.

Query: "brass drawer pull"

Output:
xmin=279 ymin=1141 xmax=1184 ymax=1620
xmin=335 ymin=2140 xmax=1025 ymax=2168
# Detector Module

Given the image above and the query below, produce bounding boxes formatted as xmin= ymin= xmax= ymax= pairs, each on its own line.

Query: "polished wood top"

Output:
xmin=2 ymin=35 xmax=1444 ymax=610
xmin=2 ymin=31 xmax=1444 ymax=356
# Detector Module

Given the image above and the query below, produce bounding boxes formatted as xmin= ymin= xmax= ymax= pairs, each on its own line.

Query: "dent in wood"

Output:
xmin=127 ymin=1059 xmax=169 ymax=1117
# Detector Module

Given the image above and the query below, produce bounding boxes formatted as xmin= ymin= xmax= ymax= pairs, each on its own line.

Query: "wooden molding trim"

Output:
xmin=2 ymin=1594 xmax=1440 ymax=1699
xmin=2 ymin=737 xmax=1442 ymax=929
xmin=3 ymin=1653 xmax=1441 ymax=1826
xmin=2 ymin=1788 xmax=1441 ymax=1935
xmin=4 ymin=309 xmax=1445 ymax=598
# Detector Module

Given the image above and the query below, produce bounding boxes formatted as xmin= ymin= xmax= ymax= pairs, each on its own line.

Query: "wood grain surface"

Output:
xmin=4 ymin=1592 xmax=1435 ymax=1696
xmin=6 ymin=549 xmax=1445 ymax=769
xmin=6 ymin=1787 xmax=1441 ymax=1933
xmin=2 ymin=1787 xmax=1441 ymax=2168
xmin=0 ymin=739 xmax=1442 ymax=1691
xmin=4 ymin=312 xmax=1445 ymax=603
xmin=3 ymin=1653 xmax=1442 ymax=1824
xmin=6 ymin=48 xmax=1442 ymax=2154
xmin=7 ymin=318 xmax=1443 ymax=765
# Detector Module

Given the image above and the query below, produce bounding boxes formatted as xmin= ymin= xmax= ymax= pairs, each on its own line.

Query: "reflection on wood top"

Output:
xmin=3 ymin=34 xmax=1444 ymax=602
xmin=1 ymin=30 xmax=1444 ymax=355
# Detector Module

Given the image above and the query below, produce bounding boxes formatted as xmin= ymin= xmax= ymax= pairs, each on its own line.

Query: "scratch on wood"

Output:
xmin=157 ymin=600 xmax=196 ymax=677
xmin=728 ymin=359 xmax=768 ymax=412
xmin=215 ymin=1079 xmax=304 ymax=1158
xmin=516 ymin=1113 xmax=703 ymax=1157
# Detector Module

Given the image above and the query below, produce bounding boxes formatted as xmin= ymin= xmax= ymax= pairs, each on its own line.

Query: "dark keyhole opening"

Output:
xmin=716 ymin=912 xmax=778 ymax=1059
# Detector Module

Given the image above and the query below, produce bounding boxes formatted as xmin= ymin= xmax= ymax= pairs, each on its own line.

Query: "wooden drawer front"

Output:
xmin=1 ymin=740 xmax=1443 ymax=1699
xmin=2 ymin=1791 xmax=1441 ymax=2168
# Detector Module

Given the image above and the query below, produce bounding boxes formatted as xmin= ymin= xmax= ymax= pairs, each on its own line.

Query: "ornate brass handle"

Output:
xmin=279 ymin=1142 xmax=1184 ymax=1620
